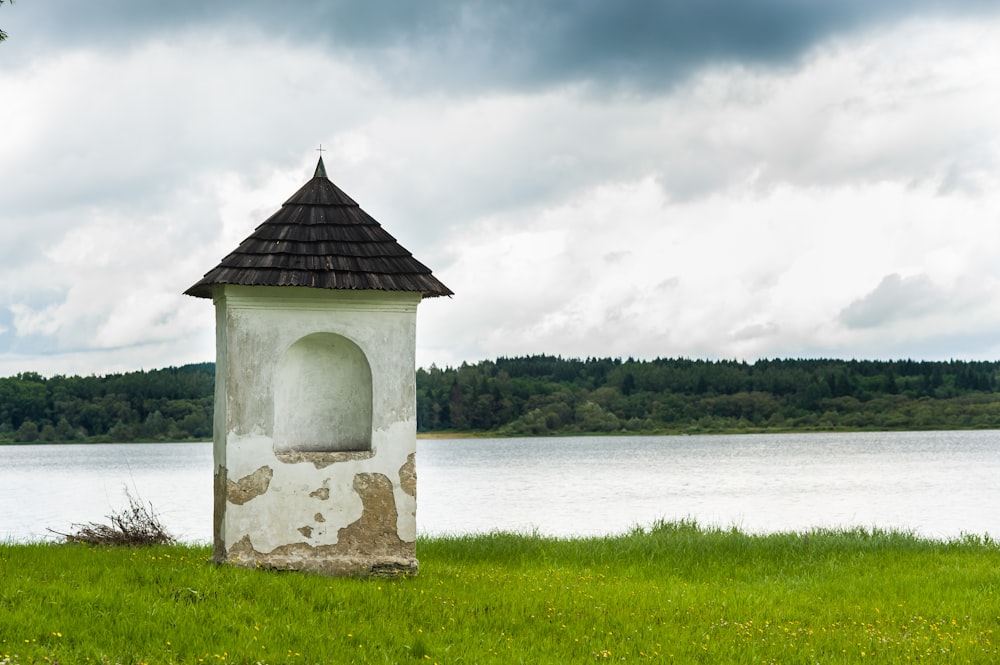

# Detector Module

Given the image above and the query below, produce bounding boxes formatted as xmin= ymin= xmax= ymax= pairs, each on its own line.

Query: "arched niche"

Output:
xmin=273 ymin=332 xmax=373 ymax=454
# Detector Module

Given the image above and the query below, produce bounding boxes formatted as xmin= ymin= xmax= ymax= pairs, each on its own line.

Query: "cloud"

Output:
xmin=730 ymin=321 xmax=781 ymax=343
xmin=426 ymin=169 xmax=1000 ymax=365
xmin=3 ymin=5 xmax=1000 ymax=376
xmin=839 ymin=274 xmax=946 ymax=329
xmin=7 ymin=1 xmax=999 ymax=92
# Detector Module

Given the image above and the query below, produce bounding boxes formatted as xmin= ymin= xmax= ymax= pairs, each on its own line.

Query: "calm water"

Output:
xmin=2 ymin=431 xmax=998 ymax=543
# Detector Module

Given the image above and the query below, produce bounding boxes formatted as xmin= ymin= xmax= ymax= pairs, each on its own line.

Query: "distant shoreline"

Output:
xmin=7 ymin=357 xmax=1000 ymax=443
xmin=5 ymin=423 xmax=1000 ymax=447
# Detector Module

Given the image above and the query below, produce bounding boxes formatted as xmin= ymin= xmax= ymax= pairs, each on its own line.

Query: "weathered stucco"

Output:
xmin=399 ymin=453 xmax=417 ymax=498
xmin=226 ymin=465 xmax=273 ymax=505
xmin=211 ymin=286 xmax=421 ymax=576
xmin=223 ymin=469 xmax=417 ymax=576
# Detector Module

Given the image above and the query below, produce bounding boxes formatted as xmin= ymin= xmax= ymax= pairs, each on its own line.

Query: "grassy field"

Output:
xmin=1 ymin=522 xmax=998 ymax=664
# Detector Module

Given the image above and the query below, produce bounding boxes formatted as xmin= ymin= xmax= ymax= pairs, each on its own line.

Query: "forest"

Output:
xmin=3 ymin=356 xmax=1000 ymax=443
xmin=0 ymin=363 xmax=214 ymax=443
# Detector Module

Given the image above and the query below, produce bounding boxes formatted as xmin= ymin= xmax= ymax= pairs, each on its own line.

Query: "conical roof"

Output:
xmin=185 ymin=157 xmax=452 ymax=299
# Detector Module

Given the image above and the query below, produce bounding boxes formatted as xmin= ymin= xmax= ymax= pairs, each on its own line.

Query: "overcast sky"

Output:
xmin=2 ymin=1 xmax=1000 ymax=377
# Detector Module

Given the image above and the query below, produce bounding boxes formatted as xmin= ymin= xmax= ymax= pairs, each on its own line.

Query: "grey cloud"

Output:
xmin=654 ymin=277 xmax=680 ymax=292
xmin=730 ymin=321 xmax=779 ymax=342
xmin=7 ymin=0 xmax=998 ymax=91
xmin=936 ymin=161 xmax=989 ymax=197
xmin=839 ymin=273 xmax=944 ymax=329
xmin=603 ymin=250 xmax=630 ymax=264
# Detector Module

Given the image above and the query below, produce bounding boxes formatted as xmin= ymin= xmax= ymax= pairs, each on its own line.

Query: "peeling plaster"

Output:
xmin=212 ymin=467 xmax=228 ymax=562
xmin=309 ymin=483 xmax=330 ymax=500
xmin=336 ymin=473 xmax=404 ymax=555
xmin=276 ymin=449 xmax=375 ymax=469
xmin=399 ymin=453 xmax=416 ymax=498
xmin=223 ymin=470 xmax=417 ymax=577
xmin=227 ymin=534 xmax=417 ymax=577
xmin=227 ymin=466 xmax=274 ymax=505
xmin=223 ymin=422 xmax=417 ymax=554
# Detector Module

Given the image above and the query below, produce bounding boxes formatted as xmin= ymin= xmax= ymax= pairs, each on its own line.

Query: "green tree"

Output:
xmin=107 ymin=420 xmax=137 ymax=442
xmin=15 ymin=419 xmax=38 ymax=442
xmin=55 ymin=417 xmax=78 ymax=441
xmin=575 ymin=401 xmax=620 ymax=432
xmin=142 ymin=410 xmax=170 ymax=440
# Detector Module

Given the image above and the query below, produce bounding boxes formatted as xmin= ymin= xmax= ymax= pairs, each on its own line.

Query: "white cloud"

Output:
xmin=424 ymin=172 xmax=1000 ymax=364
xmin=2 ymin=14 xmax=1000 ymax=376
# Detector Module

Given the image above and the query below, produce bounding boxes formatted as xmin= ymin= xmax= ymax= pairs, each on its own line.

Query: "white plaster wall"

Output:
xmin=222 ymin=423 xmax=417 ymax=552
xmin=212 ymin=286 xmax=420 ymax=556
xmin=274 ymin=333 xmax=373 ymax=453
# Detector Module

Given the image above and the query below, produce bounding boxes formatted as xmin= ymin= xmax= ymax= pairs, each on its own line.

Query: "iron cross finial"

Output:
xmin=316 ymin=144 xmax=327 ymax=155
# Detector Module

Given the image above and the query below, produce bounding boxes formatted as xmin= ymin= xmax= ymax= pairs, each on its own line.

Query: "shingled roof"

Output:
xmin=185 ymin=157 xmax=453 ymax=299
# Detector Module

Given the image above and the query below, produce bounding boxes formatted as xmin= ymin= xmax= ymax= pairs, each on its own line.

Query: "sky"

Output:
xmin=2 ymin=0 xmax=1000 ymax=377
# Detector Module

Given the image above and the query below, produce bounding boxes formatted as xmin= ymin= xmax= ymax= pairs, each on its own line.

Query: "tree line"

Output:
xmin=417 ymin=355 xmax=1000 ymax=435
xmin=4 ymin=356 xmax=1000 ymax=443
xmin=0 ymin=364 xmax=214 ymax=443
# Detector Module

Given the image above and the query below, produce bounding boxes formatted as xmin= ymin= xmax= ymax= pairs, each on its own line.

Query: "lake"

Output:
xmin=2 ymin=430 xmax=998 ymax=543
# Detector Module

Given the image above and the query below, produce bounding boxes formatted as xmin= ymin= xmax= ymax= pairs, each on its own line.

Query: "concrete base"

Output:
xmin=221 ymin=535 xmax=418 ymax=577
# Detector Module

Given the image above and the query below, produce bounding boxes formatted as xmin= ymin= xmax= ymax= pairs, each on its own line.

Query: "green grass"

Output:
xmin=2 ymin=522 xmax=998 ymax=664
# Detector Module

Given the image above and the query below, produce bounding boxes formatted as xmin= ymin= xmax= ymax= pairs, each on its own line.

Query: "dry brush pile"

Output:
xmin=49 ymin=488 xmax=174 ymax=546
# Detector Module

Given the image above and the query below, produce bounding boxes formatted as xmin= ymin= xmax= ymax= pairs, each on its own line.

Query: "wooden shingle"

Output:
xmin=185 ymin=157 xmax=453 ymax=299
